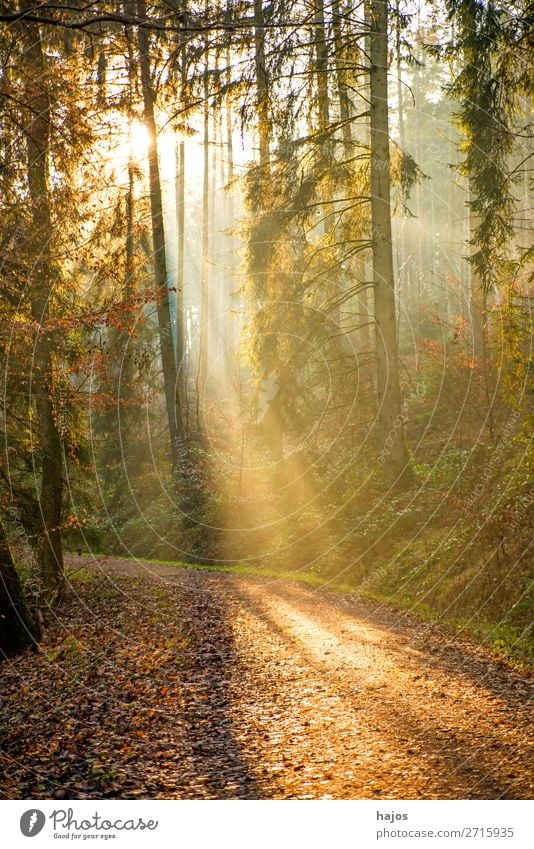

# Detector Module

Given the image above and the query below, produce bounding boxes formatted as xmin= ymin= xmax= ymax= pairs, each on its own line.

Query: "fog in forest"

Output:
xmin=1 ymin=0 xmax=532 ymax=665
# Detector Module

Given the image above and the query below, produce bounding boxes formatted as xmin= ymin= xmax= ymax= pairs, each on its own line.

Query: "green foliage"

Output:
xmin=390 ymin=146 xmax=426 ymax=213
xmin=435 ymin=0 xmax=532 ymax=290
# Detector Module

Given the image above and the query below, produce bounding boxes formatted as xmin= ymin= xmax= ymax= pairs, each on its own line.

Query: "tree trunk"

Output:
xmin=0 ymin=518 xmax=40 ymax=658
xmin=395 ymin=0 xmax=405 ymax=151
xmin=413 ymin=7 xmax=423 ymax=333
xmin=212 ymin=109 xmax=225 ymax=382
xmin=468 ymin=187 xmax=486 ymax=361
xmin=369 ymin=0 xmax=410 ymax=487
xmin=358 ymin=2 xmax=373 ymax=357
xmin=136 ymin=0 xmax=185 ymax=465
xmin=117 ymin=154 xmax=139 ymax=460
xmin=22 ymin=21 xmax=64 ymax=604
xmin=314 ymin=0 xmax=343 ymax=332
xmin=122 ymin=152 xmax=136 ymax=383
xmin=332 ymin=0 xmax=352 ymax=148
xmin=175 ymin=139 xmax=186 ymax=375
xmin=314 ymin=0 xmax=330 ymax=134
xmin=175 ymin=12 xmax=188 ymax=380
xmin=394 ymin=0 xmax=405 ymax=328
xmin=469 ymin=182 xmax=494 ymax=441
xmin=254 ymin=0 xmax=270 ymax=166
xmin=223 ymin=50 xmax=236 ymax=383
xmin=198 ymin=69 xmax=210 ymax=413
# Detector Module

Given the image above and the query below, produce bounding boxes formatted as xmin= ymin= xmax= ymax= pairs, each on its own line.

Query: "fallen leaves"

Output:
xmin=0 ymin=564 xmax=532 ymax=801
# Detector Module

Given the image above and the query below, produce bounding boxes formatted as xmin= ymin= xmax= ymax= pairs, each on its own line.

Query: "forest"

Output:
xmin=0 ymin=0 xmax=533 ymax=802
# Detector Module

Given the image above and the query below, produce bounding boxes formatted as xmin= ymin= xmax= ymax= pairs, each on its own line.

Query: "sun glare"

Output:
xmin=105 ymin=117 xmax=151 ymax=180
xmin=127 ymin=119 xmax=151 ymax=161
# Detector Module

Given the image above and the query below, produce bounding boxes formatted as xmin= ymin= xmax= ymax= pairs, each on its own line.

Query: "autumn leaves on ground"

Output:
xmin=0 ymin=556 xmax=532 ymax=801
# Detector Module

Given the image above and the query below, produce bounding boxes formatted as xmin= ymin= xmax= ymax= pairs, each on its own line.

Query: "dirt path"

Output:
xmin=0 ymin=555 xmax=532 ymax=800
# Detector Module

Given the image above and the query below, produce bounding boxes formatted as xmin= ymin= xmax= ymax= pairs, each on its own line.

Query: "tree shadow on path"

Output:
xmin=166 ymin=570 xmax=265 ymax=799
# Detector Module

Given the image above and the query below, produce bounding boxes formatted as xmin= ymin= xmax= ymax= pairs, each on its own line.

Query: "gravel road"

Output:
xmin=74 ymin=556 xmax=533 ymax=799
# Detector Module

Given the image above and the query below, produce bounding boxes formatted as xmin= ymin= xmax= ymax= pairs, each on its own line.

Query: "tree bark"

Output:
xmin=413 ymin=8 xmax=424 ymax=334
xmin=394 ymin=0 xmax=405 ymax=327
xmin=223 ymin=49 xmax=236 ymax=383
xmin=468 ymin=189 xmax=486 ymax=362
xmin=22 ymin=21 xmax=64 ymax=603
xmin=0 ymin=518 xmax=40 ymax=658
xmin=332 ymin=0 xmax=352 ymax=148
xmin=198 ymin=69 xmax=210 ymax=412
xmin=175 ymin=139 xmax=186 ymax=375
xmin=359 ymin=1 xmax=373 ymax=357
xmin=314 ymin=0 xmax=343 ymax=331
xmin=394 ymin=0 xmax=405 ymax=151
xmin=369 ymin=0 xmax=410 ymax=487
xmin=314 ymin=0 xmax=330 ymax=134
xmin=175 ymin=10 xmax=187 ymax=379
xmin=469 ymin=182 xmax=494 ymax=441
xmin=136 ymin=0 xmax=185 ymax=465
xmin=253 ymin=0 xmax=270 ymax=167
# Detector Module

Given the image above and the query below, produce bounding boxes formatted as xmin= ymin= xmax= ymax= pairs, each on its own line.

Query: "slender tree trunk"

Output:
xmin=108 ymin=6 xmax=139 ymax=474
xmin=254 ymin=0 xmax=270 ymax=166
xmin=226 ymin=51 xmax=235 ymax=187
xmin=114 ymin=156 xmax=137 ymax=463
xmin=175 ymin=139 xmax=186 ymax=373
xmin=118 ymin=153 xmax=139 ymax=456
xmin=198 ymin=69 xmax=210 ymax=412
xmin=123 ymin=9 xmax=137 ymax=391
xmin=359 ymin=1 xmax=373 ymax=356
xmin=212 ymin=109 xmax=225 ymax=381
xmin=223 ymin=50 xmax=236 ymax=382
xmin=395 ymin=1 xmax=405 ymax=150
xmin=136 ymin=0 xmax=185 ymax=465
xmin=175 ymin=11 xmax=187 ymax=380
xmin=23 ymin=22 xmax=64 ymax=604
xmin=468 ymin=191 xmax=486 ymax=361
xmin=123 ymin=156 xmax=136 ymax=367
xmin=0 ymin=518 xmax=40 ymax=658
xmin=413 ymin=4 xmax=423 ymax=333
xmin=469 ymin=183 xmax=494 ymax=441
xmin=446 ymin=134 xmax=457 ymax=322
xmin=369 ymin=0 xmax=410 ymax=487
xmin=314 ymin=0 xmax=330 ymax=134
xmin=332 ymin=0 xmax=352 ymax=147
xmin=394 ymin=0 xmax=405 ymax=330
xmin=314 ymin=0 xmax=343 ymax=332
xmin=520 ymin=97 xmax=533 ymax=257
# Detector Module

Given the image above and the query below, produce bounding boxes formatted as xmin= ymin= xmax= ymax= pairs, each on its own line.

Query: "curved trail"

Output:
xmin=0 ymin=555 xmax=531 ymax=800
xmin=77 ymin=556 xmax=533 ymax=799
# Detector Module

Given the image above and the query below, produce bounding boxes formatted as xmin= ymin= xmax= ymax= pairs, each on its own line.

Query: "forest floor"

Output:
xmin=0 ymin=555 xmax=532 ymax=800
